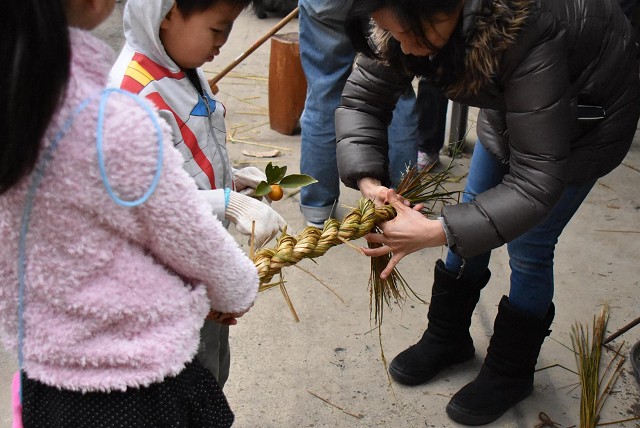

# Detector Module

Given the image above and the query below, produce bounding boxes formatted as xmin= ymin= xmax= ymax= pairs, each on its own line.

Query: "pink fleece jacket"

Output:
xmin=0 ymin=29 xmax=259 ymax=393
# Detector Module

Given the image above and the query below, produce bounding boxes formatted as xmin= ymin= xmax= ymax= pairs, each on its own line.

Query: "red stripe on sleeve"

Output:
xmin=145 ymin=92 xmax=216 ymax=188
xmin=120 ymin=75 xmax=145 ymax=94
xmin=132 ymin=53 xmax=185 ymax=81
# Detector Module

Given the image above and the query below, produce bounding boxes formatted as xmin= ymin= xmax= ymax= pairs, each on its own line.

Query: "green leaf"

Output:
xmin=265 ymin=162 xmax=287 ymax=184
xmin=264 ymin=162 xmax=277 ymax=183
xmin=278 ymin=174 xmax=318 ymax=188
xmin=274 ymin=166 xmax=287 ymax=183
xmin=254 ymin=181 xmax=271 ymax=196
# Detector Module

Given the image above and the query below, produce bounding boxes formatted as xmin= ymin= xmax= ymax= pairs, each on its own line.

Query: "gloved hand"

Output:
xmin=233 ymin=167 xmax=267 ymax=198
xmin=225 ymin=191 xmax=286 ymax=248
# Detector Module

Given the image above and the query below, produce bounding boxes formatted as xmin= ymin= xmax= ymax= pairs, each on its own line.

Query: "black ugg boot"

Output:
xmin=446 ymin=296 xmax=555 ymax=426
xmin=388 ymin=260 xmax=491 ymax=386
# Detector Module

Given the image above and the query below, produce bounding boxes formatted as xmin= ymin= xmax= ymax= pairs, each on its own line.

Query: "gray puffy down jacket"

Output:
xmin=336 ymin=0 xmax=640 ymax=258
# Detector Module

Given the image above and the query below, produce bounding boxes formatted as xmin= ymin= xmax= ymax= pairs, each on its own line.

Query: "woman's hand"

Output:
xmin=362 ymin=189 xmax=447 ymax=279
xmin=358 ymin=177 xmax=390 ymax=206
xmin=358 ymin=177 xmax=412 ymax=207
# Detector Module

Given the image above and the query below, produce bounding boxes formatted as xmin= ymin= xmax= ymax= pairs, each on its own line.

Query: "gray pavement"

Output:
xmin=1 ymin=4 xmax=639 ymax=427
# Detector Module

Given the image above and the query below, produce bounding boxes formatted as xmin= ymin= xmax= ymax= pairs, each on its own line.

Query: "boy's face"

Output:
xmin=160 ymin=1 xmax=244 ymax=70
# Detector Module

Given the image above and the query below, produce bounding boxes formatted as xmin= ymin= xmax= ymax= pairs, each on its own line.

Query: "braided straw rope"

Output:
xmin=254 ymin=198 xmax=397 ymax=285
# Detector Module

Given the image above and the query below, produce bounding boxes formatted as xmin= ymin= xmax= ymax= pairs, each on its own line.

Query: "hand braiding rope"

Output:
xmin=207 ymin=163 xmax=458 ymax=321
xmin=254 ymin=198 xmax=396 ymax=285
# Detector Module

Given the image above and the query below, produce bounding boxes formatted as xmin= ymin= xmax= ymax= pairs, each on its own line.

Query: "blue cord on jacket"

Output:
xmin=17 ymin=88 xmax=163 ymax=402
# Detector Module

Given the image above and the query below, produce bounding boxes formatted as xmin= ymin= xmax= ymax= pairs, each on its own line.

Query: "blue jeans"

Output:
xmin=298 ymin=1 xmax=418 ymax=224
xmin=444 ymin=141 xmax=596 ymax=318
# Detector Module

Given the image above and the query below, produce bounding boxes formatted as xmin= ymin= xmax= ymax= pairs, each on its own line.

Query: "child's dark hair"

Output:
xmin=176 ymin=0 xmax=259 ymax=17
xmin=0 ymin=0 xmax=70 ymax=194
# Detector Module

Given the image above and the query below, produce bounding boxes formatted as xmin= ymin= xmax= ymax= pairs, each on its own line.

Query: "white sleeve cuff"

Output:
xmin=438 ymin=216 xmax=454 ymax=248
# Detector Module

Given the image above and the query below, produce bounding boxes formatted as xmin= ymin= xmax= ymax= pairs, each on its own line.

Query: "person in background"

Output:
xmin=618 ymin=0 xmax=640 ymax=40
xmin=336 ymin=0 xmax=639 ymax=425
xmin=109 ymin=0 xmax=286 ymax=388
xmin=416 ymin=77 xmax=449 ymax=169
xmin=298 ymin=0 xmax=420 ymax=228
xmin=1 ymin=0 xmax=260 ymax=425
xmin=619 ymin=0 xmax=639 ymax=18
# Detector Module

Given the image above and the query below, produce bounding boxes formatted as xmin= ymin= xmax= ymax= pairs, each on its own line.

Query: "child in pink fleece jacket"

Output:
xmin=0 ymin=0 xmax=258 ymax=426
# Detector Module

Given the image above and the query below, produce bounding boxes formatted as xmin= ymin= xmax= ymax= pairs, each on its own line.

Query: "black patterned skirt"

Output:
xmin=21 ymin=358 xmax=234 ymax=427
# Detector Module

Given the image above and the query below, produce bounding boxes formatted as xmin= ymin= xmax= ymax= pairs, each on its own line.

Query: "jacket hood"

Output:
xmin=452 ymin=0 xmax=530 ymax=97
xmin=123 ymin=0 xmax=179 ymax=72
xmin=371 ymin=0 xmax=531 ymax=97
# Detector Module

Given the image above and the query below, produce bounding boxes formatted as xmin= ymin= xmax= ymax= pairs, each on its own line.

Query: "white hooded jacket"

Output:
xmin=109 ymin=0 xmax=231 ymax=220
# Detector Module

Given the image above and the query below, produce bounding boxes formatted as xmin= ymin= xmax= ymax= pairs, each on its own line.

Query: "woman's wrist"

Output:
xmin=430 ymin=217 xmax=449 ymax=247
xmin=437 ymin=217 xmax=453 ymax=247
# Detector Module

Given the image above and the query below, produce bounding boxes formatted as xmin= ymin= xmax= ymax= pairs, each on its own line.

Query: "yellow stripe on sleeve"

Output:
xmin=125 ymin=61 xmax=155 ymax=86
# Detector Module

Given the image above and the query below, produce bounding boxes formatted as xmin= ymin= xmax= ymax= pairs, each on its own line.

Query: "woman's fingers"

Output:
xmin=362 ymin=244 xmax=392 ymax=257
xmin=363 ymin=231 xmax=387 ymax=244
xmin=380 ymin=253 xmax=403 ymax=279
xmin=358 ymin=189 xmax=427 ymax=279
xmin=386 ymin=188 xmax=417 ymax=211
xmin=361 ymin=244 xmax=406 ymax=278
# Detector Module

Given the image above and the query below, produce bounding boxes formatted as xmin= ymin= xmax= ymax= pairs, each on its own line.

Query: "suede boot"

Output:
xmin=446 ymin=296 xmax=555 ymax=426
xmin=388 ymin=259 xmax=491 ymax=386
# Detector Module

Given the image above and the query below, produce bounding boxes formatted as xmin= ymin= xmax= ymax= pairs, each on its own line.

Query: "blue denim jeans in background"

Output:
xmin=298 ymin=0 xmax=418 ymax=225
xmin=444 ymin=141 xmax=596 ymax=318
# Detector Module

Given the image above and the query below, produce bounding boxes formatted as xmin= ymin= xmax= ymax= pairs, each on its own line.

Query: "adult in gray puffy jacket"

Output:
xmin=336 ymin=0 xmax=640 ymax=425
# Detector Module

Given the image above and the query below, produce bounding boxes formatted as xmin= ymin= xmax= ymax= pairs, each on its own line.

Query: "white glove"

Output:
xmin=225 ymin=191 xmax=286 ymax=248
xmin=233 ymin=167 xmax=267 ymax=197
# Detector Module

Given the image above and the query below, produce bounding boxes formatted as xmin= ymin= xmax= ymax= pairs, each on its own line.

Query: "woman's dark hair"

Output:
xmin=0 ymin=0 xmax=70 ymax=194
xmin=345 ymin=0 xmax=465 ymax=88
xmin=176 ymin=0 xmax=258 ymax=17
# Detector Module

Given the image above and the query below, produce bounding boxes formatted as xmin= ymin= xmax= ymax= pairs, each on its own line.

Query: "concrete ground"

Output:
xmin=1 ymin=3 xmax=639 ymax=427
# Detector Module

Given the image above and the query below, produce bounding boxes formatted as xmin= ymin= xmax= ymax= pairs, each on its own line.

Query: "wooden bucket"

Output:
xmin=268 ymin=32 xmax=307 ymax=135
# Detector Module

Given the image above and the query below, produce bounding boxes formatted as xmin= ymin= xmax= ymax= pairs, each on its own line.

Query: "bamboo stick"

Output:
xmin=208 ymin=7 xmax=299 ymax=93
